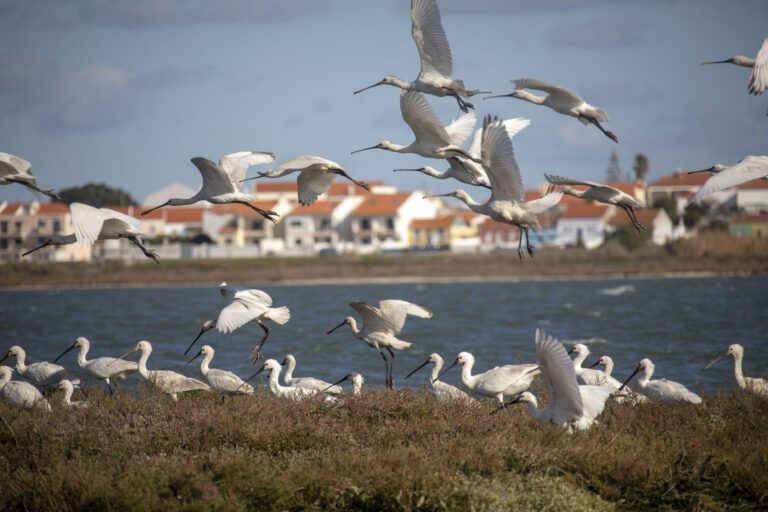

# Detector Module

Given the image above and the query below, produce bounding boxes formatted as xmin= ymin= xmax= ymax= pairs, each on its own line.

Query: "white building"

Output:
xmin=556 ymin=205 xmax=615 ymax=249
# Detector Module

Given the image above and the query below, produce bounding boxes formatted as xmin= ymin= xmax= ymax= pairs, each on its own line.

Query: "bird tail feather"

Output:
xmin=266 ymin=306 xmax=290 ymax=325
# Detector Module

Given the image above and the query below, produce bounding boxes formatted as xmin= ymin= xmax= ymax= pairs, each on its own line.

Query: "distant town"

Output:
xmin=1 ymin=171 xmax=766 ymax=263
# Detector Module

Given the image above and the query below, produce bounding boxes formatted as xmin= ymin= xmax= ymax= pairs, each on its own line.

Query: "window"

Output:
xmin=361 ymin=236 xmax=371 ymax=245
xmin=0 ymin=239 xmax=7 ymax=250
xmin=14 ymin=221 xmax=22 ymax=234
xmin=319 ymin=219 xmax=331 ymax=230
xmin=250 ymin=221 xmax=263 ymax=231
xmin=52 ymin=220 xmax=61 ymax=233
xmin=294 ymin=238 xmax=302 ymax=246
xmin=289 ymin=220 xmax=303 ymax=228
xmin=360 ymin=219 xmax=371 ymax=230
xmin=37 ymin=219 xmax=46 ymax=229
xmin=385 ymin=217 xmax=395 ymax=229
xmin=0 ymin=221 xmax=6 ymax=234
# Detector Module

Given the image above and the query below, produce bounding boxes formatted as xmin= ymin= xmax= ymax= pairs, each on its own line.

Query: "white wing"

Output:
xmin=401 ymin=91 xmax=451 ymax=148
xmin=70 ymin=203 xmax=107 ymax=246
xmin=523 ymin=190 xmax=564 ymax=214
xmin=693 ymin=156 xmax=768 ymax=201
xmin=579 ymin=385 xmax=613 ymax=422
xmin=297 ymin=170 xmax=335 ymax=206
xmin=100 ymin=208 xmax=141 ymax=229
xmin=444 ymin=111 xmax=476 ymax=147
xmin=476 ymin=364 xmax=539 ymax=395
xmin=219 ymin=151 xmax=275 ymax=183
xmin=272 ymin=155 xmax=338 ymax=176
xmin=378 ymin=299 xmax=433 ymax=334
xmin=749 ymin=38 xmax=768 ymax=95
xmin=411 ymin=0 xmax=452 ymax=81
xmin=513 ymin=78 xmax=583 ymax=103
xmin=535 ymin=329 xmax=583 ymax=421
xmin=468 ymin=118 xmax=530 ymax=160
xmin=481 ymin=116 xmax=525 ymax=203
xmin=190 ymin=157 xmax=237 ymax=196
xmin=544 ymin=174 xmax=606 ymax=189
xmin=0 ymin=152 xmax=32 ymax=178
xmin=220 ymin=283 xmax=273 ymax=307
xmin=216 ymin=299 xmax=268 ymax=333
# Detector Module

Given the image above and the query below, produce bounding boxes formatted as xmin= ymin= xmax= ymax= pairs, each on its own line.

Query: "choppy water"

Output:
xmin=1 ymin=276 xmax=766 ymax=393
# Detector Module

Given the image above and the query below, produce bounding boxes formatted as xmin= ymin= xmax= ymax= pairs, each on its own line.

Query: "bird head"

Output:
xmin=703 ymin=344 xmax=744 ymax=371
xmin=0 ymin=346 xmax=22 ymax=364
xmin=280 ymin=354 xmax=296 ymax=367
xmin=353 ymin=76 xmax=396 ymax=95
xmin=54 ymin=337 xmax=89 ymax=363
xmin=568 ymin=343 xmax=590 ymax=358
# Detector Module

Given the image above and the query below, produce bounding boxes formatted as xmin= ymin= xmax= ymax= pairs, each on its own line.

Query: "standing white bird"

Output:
xmin=354 ymin=0 xmax=489 ymax=112
xmin=326 ymin=299 xmax=433 ymax=389
xmin=114 ymin=341 xmax=210 ymax=401
xmin=141 ymin=151 xmax=278 ymax=222
xmin=544 ymin=174 xmax=645 ymax=232
xmin=702 ymin=38 xmax=768 ymax=95
xmin=0 ymin=152 xmax=61 ymax=201
xmin=0 ymin=345 xmax=76 ymax=390
xmin=58 ymin=379 xmax=86 ymax=408
xmin=436 ymin=351 xmax=539 ymax=406
xmin=485 ymin=79 xmax=618 ymax=143
xmin=242 ymin=156 xmax=370 ymax=206
xmin=186 ymin=282 xmax=291 ymax=362
xmin=53 ymin=336 xmax=138 ymax=394
xmin=405 ymin=353 xmax=473 ymax=402
xmin=186 ymin=345 xmax=255 ymax=395
xmin=351 ymin=91 xmax=477 ymax=161
xmin=619 ymin=358 xmax=702 ymax=405
xmin=280 ymin=354 xmax=343 ymax=395
xmin=510 ymin=330 xmax=613 ymax=432
xmin=687 ymin=156 xmax=768 ymax=203
xmin=702 ymin=344 xmax=768 ymax=397
xmin=0 ymin=366 xmax=50 ymax=411
xmin=393 ymin=118 xmax=530 ymax=189
xmin=587 ymin=355 xmax=647 ymax=404
xmin=245 ymin=359 xmax=317 ymax=400
xmin=322 ymin=372 xmax=365 ymax=396
xmin=568 ymin=344 xmax=622 ymax=388
xmin=22 ymin=202 xmax=158 ymax=261
xmin=433 ymin=115 xmax=564 ymax=258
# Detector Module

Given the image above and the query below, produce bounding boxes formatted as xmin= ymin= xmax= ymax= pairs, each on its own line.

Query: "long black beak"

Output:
xmin=686 ymin=167 xmax=715 ymax=175
xmin=53 ymin=342 xmax=77 ymax=363
xmin=701 ymin=59 xmax=731 ymax=65
xmin=353 ymin=79 xmax=385 ymax=95
xmin=405 ymin=359 xmax=430 ymax=380
xmin=423 ymin=193 xmax=452 ymax=199
xmin=351 ymin=145 xmax=379 ymax=155
xmin=587 ymin=361 xmax=601 ymax=369
xmin=702 ymin=352 xmax=727 ymax=371
xmin=393 ymin=168 xmax=424 ymax=172
xmin=619 ymin=365 xmax=642 ymax=391
xmin=141 ymin=201 xmax=170 ymax=216
xmin=326 ymin=320 xmax=347 ymax=335
xmin=280 ymin=357 xmax=288 ymax=366
xmin=0 ymin=353 xmax=9 ymax=365
xmin=320 ymin=375 xmax=349 ymax=393
xmin=434 ymin=360 xmax=458 ymax=382
xmin=567 ymin=347 xmax=576 ymax=354
xmin=186 ymin=349 xmax=203 ymax=366
xmin=483 ymin=93 xmax=515 ymax=100
xmin=109 ymin=347 xmax=138 ymax=367
xmin=184 ymin=325 xmax=211 ymax=355
xmin=242 ymin=364 xmax=267 ymax=384
xmin=22 ymin=239 xmax=53 ymax=257
xmin=240 ymin=172 xmax=269 ymax=183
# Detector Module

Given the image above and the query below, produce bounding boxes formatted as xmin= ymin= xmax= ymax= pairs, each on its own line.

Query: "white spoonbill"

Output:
xmin=509 ymin=330 xmax=613 ymax=432
xmin=486 ymin=79 xmax=618 ymax=143
xmin=58 ymin=379 xmax=86 ymax=408
xmin=432 ymin=115 xmax=564 ymax=258
xmin=245 ymin=359 xmax=316 ymax=400
xmin=0 ymin=366 xmax=50 ymax=411
xmin=702 ymin=38 xmax=768 ymax=95
xmin=688 ymin=156 xmax=768 ymax=203
xmin=114 ymin=341 xmax=210 ymax=401
xmin=22 ymin=202 xmax=158 ymax=261
xmin=326 ymin=299 xmax=433 ymax=389
xmin=186 ymin=282 xmax=291 ymax=362
xmin=53 ymin=336 xmax=137 ymax=394
xmin=436 ymin=351 xmax=539 ymax=407
xmin=0 ymin=345 xmax=77 ymax=390
xmin=544 ymin=174 xmax=645 ymax=232
xmin=586 ymin=355 xmax=647 ymax=404
xmin=619 ymin=358 xmax=702 ymax=405
xmin=352 ymin=91 xmax=477 ymax=161
xmin=243 ymin=156 xmax=370 ymax=206
xmin=568 ymin=344 xmax=622 ymax=388
xmin=702 ymin=344 xmax=768 ymax=397
xmin=281 ymin=354 xmax=343 ymax=395
xmin=394 ymin=118 xmax=530 ymax=189
xmin=322 ymin=372 xmax=365 ymax=396
xmin=186 ymin=345 xmax=255 ymax=395
xmin=142 ymin=151 xmax=278 ymax=222
xmin=354 ymin=0 xmax=489 ymax=112
xmin=405 ymin=353 xmax=473 ymax=402
xmin=0 ymin=152 xmax=61 ymax=201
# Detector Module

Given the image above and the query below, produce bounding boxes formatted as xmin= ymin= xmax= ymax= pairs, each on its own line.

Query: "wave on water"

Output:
xmin=563 ymin=302 xmax=602 ymax=317
xmin=600 ymin=284 xmax=637 ymax=296
xmin=562 ymin=337 xmax=610 ymax=346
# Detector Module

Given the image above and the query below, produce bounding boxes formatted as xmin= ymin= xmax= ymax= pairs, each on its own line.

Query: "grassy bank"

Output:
xmin=1 ymin=388 xmax=766 ymax=511
xmin=2 ymin=233 xmax=768 ymax=289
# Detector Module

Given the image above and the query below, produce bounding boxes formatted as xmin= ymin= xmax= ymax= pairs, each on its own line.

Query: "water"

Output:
xmin=1 ymin=276 xmax=766 ymax=393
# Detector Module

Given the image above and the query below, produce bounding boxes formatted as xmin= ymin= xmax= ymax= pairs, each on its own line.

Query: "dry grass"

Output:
xmin=0 ymin=388 xmax=766 ymax=511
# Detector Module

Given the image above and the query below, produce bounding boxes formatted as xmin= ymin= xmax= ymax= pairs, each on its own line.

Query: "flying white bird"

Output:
xmin=509 ymin=330 xmax=613 ymax=432
xmin=405 ymin=352 xmax=473 ymax=402
xmin=394 ymin=118 xmax=530 ymax=189
xmin=702 ymin=38 xmax=768 ymax=95
xmin=433 ymin=115 xmax=564 ymax=258
xmin=142 ymin=151 xmax=278 ymax=222
xmin=688 ymin=156 xmax=768 ymax=203
xmin=326 ymin=299 xmax=433 ymax=389
xmin=0 ymin=345 xmax=77 ymax=390
xmin=0 ymin=366 xmax=50 ymax=411
xmin=354 ymin=0 xmax=489 ymax=112
xmin=352 ymin=91 xmax=478 ymax=161
xmin=280 ymin=354 xmax=343 ymax=395
xmin=53 ymin=336 xmax=137 ymax=394
xmin=545 ymin=174 xmax=645 ymax=232
xmin=702 ymin=344 xmax=768 ymax=397
xmin=186 ymin=282 xmax=291 ymax=362
xmin=245 ymin=359 xmax=317 ymax=400
xmin=486 ymin=79 xmax=618 ymax=143
xmin=437 ymin=351 xmax=539 ymax=406
xmin=22 ymin=202 xmax=158 ymax=261
xmin=114 ymin=341 xmax=210 ymax=401
xmin=619 ymin=358 xmax=702 ymax=405
xmin=243 ymin=156 xmax=370 ymax=206
xmin=186 ymin=345 xmax=255 ymax=395
xmin=0 ymin=152 xmax=61 ymax=201
xmin=58 ymin=379 xmax=87 ymax=408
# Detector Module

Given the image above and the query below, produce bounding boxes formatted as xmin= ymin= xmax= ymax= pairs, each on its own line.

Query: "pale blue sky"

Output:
xmin=0 ymin=0 xmax=766 ymax=204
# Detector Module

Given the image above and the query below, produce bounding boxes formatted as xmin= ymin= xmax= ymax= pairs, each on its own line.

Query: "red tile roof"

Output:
xmin=352 ymin=193 xmax=412 ymax=216
xmin=609 ymin=208 xmax=665 ymax=226
xmin=731 ymin=214 xmax=768 ymax=224
xmin=165 ymin=207 xmax=206 ymax=223
xmin=252 ymin=180 xmax=385 ymax=196
xmin=650 ymin=172 xmax=709 ymax=187
xmin=738 ymin=179 xmax=768 ymax=190
xmin=252 ymin=181 xmax=297 ymax=193
xmin=561 ymin=205 xmax=611 ymax=219
xmin=411 ymin=216 xmax=455 ymax=230
xmin=289 ymin=201 xmax=340 ymax=216
xmin=36 ymin=203 xmax=70 ymax=214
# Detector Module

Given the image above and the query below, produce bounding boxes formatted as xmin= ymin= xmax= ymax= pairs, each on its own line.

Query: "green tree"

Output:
xmin=633 ymin=153 xmax=649 ymax=182
xmin=57 ymin=183 xmax=137 ymax=207
xmin=606 ymin=224 xmax=652 ymax=251
xmin=683 ymin=202 xmax=708 ymax=228
xmin=605 ymin=150 xmax=621 ymax=182
xmin=653 ymin=196 xmax=679 ymax=224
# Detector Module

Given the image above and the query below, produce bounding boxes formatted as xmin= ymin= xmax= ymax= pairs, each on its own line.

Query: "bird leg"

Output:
xmin=523 ymin=226 xmax=535 ymax=257
xmin=585 ymin=118 xmax=618 ymax=143
xmin=516 ymin=227 xmax=524 ymax=260
xmin=620 ymin=205 xmax=645 ymax=233
xmin=104 ymin=380 xmax=114 ymax=396
xmin=249 ymin=321 xmax=271 ymax=364
xmin=236 ymin=201 xmax=279 ymax=224
xmin=332 ymin=169 xmax=371 ymax=192
xmin=386 ymin=347 xmax=396 ymax=390
xmin=7 ymin=179 xmax=62 ymax=202
xmin=125 ymin=235 xmax=159 ymax=262
xmin=447 ymin=90 xmax=473 ymax=112
xmin=379 ymin=350 xmax=392 ymax=389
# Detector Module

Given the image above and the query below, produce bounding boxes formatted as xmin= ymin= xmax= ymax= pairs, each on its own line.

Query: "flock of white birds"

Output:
xmin=0 ymin=0 xmax=767 ymax=431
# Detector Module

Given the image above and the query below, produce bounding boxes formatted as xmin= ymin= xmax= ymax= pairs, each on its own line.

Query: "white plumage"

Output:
xmin=53 ymin=336 xmax=137 ymax=394
xmin=0 ymin=152 xmax=61 ymax=201
xmin=58 ymin=379 xmax=87 ymax=408
xmin=620 ymin=358 xmax=702 ymax=405
xmin=703 ymin=344 xmax=768 ymax=397
xmin=690 ymin=156 xmax=768 ymax=203
xmin=0 ymin=366 xmax=50 ymax=411
xmin=281 ymin=354 xmax=343 ymax=395
xmin=0 ymin=345 xmax=77 ymax=390
xmin=568 ymin=344 xmax=623 ymax=388
xmin=248 ymin=359 xmax=317 ymax=400
xmin=187 ymin=345 xmax=255 ymax=395
xmin=702 ymin=38 xmax=768 ymax=95
xmin=405 ymin=353 xmax=473 ymax=402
